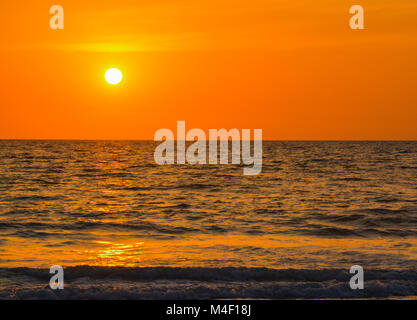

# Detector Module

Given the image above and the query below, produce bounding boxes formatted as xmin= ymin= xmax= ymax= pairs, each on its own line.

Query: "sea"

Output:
xmin=0 ymin=140 xmax=416 ymax=299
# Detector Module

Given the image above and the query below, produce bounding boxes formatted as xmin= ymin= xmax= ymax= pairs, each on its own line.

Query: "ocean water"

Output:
xmin=0 ymin=140 xmax=417 ymax=299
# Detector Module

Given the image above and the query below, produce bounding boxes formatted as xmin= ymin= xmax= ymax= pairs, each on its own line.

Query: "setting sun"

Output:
xmin=105 ymin=68 xmax=123 ymax=85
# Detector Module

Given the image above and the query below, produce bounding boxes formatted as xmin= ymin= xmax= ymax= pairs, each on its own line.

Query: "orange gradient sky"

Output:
xmin=0 ymin=0 xmax=416 ymax=140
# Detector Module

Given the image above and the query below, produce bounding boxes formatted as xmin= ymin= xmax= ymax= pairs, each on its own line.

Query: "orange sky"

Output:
xmin=0 ymin=0 xmax=416 ymax=140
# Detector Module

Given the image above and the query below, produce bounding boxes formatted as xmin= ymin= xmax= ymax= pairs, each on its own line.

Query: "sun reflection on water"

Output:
xmin=84 ymin=241 xmax=145 ymax=267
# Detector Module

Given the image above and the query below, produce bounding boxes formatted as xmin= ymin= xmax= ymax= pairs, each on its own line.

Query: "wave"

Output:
xmin=0 ymin=220 xmax=199 ymax=237
xmin=7 ymin=266 xmax=416 ymax=282
xmin=1 ymin=266 xmax=417 ymax=299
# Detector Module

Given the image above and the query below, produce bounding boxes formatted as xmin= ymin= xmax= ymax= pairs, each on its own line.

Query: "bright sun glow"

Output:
xmin=105 ymin=68 xmax=123 ymax=85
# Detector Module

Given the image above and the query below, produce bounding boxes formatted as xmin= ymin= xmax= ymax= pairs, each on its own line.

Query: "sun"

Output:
xmin=105 ymin=68 xmax=123 ymax=85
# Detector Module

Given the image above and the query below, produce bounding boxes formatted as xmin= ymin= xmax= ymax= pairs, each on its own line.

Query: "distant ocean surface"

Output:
xmin=0 ymin=141 xmax=417 ymax=299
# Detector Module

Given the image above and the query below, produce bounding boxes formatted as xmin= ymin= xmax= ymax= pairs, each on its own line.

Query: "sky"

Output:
xmin=0 ymin=0 xmax=416 ymax=140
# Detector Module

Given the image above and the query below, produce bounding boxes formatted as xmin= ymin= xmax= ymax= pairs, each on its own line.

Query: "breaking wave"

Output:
xmin=1 ymin=266 xmax=417 ymax=300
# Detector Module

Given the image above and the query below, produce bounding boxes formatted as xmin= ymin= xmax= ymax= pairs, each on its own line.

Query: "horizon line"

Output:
xmin=1 ymin=139 xmax=417 ymax=142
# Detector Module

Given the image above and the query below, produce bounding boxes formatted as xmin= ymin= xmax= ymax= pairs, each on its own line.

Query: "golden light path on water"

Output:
xmin=2 ymin=234 xmax=417 ymax=269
